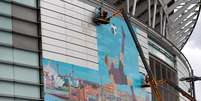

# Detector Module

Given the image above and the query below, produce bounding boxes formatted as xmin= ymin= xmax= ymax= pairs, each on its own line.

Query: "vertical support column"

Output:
xmin=132 ymin=0 xmax=137 ymax=16
xmin=37 ymin=0 xmax=44 ymax=100
xmin=148 ymin=0 xmax=152 ymax=26
xmin=191 ymin=69 xmax=196 ymax=101
xmin=160 ymin=7 xmax=163 ymax=34
xmin=163 ymin=15 xmax=166 ymax=37
xmin=127 ymin=0 xmax=130 ymax=13
xmin=152 ymin=0 xmax=158 ymax=28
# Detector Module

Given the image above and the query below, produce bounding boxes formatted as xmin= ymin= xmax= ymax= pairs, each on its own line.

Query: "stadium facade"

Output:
xmin=0 ymin=0 xmax=200 ymax=101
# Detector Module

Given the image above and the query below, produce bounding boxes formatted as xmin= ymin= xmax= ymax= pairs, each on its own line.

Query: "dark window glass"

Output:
xmin=167 ymin=68 xmax=172 ymax=81
xmin=13 ymin=0 xmax=37 ymax=8
xmin=149 ymin=56 xmax=178 ymax=101
xmin=12 ymin=19 xmax=38 ymax=37
xmin=13 ymin=34 xmax=38 ymax=51
xmin=12 ymin=4 xmax=37 ymax=22
xmin=162 ymin=67 xmax=166 ymax=80
xmin=155 ymin=61 xmax=161 ymax=80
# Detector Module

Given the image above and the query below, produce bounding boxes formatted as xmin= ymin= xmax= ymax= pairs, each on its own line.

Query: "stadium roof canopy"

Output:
xmin=102 ymin=0 xmax=201 ymax=50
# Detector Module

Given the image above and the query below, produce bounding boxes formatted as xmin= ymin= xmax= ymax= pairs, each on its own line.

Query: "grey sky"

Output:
xmin=182 ymin=13 xmax=201 ymax=101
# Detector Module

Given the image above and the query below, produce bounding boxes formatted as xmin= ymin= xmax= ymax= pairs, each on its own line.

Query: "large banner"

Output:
xmin=43 ymin=16 xmax=151 ymax=101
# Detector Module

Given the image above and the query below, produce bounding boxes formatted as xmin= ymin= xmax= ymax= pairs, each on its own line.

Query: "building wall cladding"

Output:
xmin=176 ymin=57 xmax=192 ymax=101
xmin=0 ymin=0 xmax=41 ymax=101
xmin=40 ymin=0 xmax=192 ymax=101
xmin=149 ymin=39 xmax=191 ymax=100
xmin=148 ymin=39 xmax=191 ymax=99
xmin=40 ymin=0 xmax=149 ymax=77
xmin=41 ymin=0 xmax=151 ymax=100
xmin=41 ymin=0 xmax=99 ymax=70
xmin=0 ymin=0 xmax=192 ymax=101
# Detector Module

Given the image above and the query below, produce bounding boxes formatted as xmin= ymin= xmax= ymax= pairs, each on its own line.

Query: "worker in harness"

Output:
xmin=94 ymin=7 xmax=111 ymax=25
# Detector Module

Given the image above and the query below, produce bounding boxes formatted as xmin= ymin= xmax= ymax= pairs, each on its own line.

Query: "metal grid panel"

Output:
xmin=99 ymin=0 xmax=201 ymax=50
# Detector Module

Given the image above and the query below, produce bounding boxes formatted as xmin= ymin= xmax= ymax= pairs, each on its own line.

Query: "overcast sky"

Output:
xmin=182 ymin=13 xmax=201 ymax=101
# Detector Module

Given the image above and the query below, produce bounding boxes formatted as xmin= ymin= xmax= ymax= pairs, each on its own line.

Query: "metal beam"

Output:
xmin=168 ymin=4 xmax=198 ymax=29
xmin=152 ymin=0 xmax=158 ymax=28
xmin=173 ymin=28 xmax=192 ymax=44
xmin=173 ymin=28 xmax=192 ymax=42
xmin=177 ymin=39 xmax=187 ymax=49
xmin=163 ymin=15 xmax=167 ymax=36
xmin=171 ymin=12 xmax=197 ymax=31
xmin=173 ymin=26 xmax=193 ymax=39
xmin=170 ymin=20 xmax=195 ymax=36
xmin=144 ymin=7 xmax=160 ymax=25
xmin=162 ymin=0 xmax=172 ymax=5
xmin=167 ymin=0 xmax=187 ymax=14
xmin=176 ymin=32 xmax=191 ymax=44
xmin=127 ymin=0 xmax=130 ymax=13
xmin=132 ymin=0 xmax=137 ymax=16
xmin=169 ymin=2 xmax=193 ymax=21
xmin=166 ymin=80 xmax=194 ymax=100
xmin=175 ymin=4 xmax=198 ymax=24
xmin=160 ymin=7 xmax=163 ymax=34
xmin=176 ymin=35 xmax=190 ymax=48
xmin=173 ymin=29 xmax=192 ymax=43
xmin=148 ymin=0 xmax=152 ymax=26
xmin=157 ymin=0 xmax=168 ymax=14
xmin=135 ymin=0 xmax=153 ymax=18
xmin=178 ymin=44 xmax=184 ymax=50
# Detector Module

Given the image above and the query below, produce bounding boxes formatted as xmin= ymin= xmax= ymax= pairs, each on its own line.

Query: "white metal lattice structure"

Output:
xmin=103 ymin=0 xmax=201 ymax=50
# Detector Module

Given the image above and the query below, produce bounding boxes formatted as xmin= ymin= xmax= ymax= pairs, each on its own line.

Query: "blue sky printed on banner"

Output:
xmin=96 ymin=16 xmax=141 ymax=91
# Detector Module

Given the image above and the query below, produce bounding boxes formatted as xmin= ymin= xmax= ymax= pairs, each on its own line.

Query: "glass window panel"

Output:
xmin=12 ymin=19 xmax=38 ymax=37
xmin=0 ymin=16 xmax=12 ymax=30
xmin=167 ymin=68 xmax=172 ymax=81
xmin=13 ymin=49 xmax=39 ymax=66
xmin=2 ymin=0 xmax=12 ymax=1
xmin=15 ymin=99 xmax=35 ymax=101
xmin=162 ymin=66 xmax=166 ymax=80
xmin=14 ymin=83 xmax=40 ymax=98
xmin=0 ymin=1 xmax=11 ymax=15
xmin=13 ymin=0 xmax=36 ymax=8
xmin=13 ymin=34 xmax=38 ymax=51
xmin=0 ymin=81 xmax=14 ymax=95
xmin=155 ymin=61 xmax=161 ymax=80
xmin=0 ymin=64 xmax=13 ymax=79
xmin=14 ymin=66 xmax=39 ymax=83
xmin=0 ymin=31 xmax=12 ymax=45
xmin=12 ymin=5 xmax=37 ymax=22
xmin=150 ymin=56 xmax=179 ymax=101
xmin=0 ymin=98 xmax=13 ymax=101
xmin=0 ymin=46 xmax=13 ymax=61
